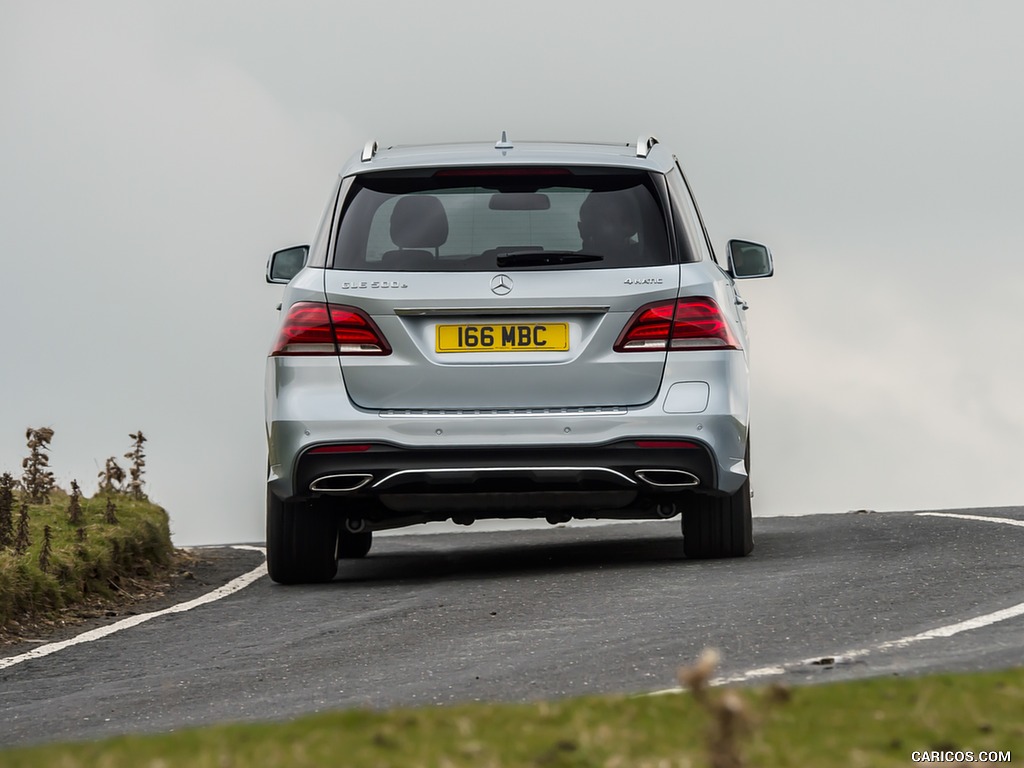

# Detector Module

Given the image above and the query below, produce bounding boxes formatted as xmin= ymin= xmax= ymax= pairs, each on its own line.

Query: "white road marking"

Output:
xmin=916 ymin=511 xmax=1024 ymax=528
xmin=649 ymin=511 xmax=1024 ymax=693
xmin=0 ymin=545 xmax=267 ymax=672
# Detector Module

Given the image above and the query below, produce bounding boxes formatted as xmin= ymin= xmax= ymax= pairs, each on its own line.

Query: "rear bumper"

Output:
xmin=290 ymin=440 xmax=716 ymax=516
xmin=266 ymin=353 xmax=750 ymax=517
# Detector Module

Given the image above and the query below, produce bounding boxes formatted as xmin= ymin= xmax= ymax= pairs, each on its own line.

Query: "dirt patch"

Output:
xmin=0 ymin=545 xmax=266 ymax=652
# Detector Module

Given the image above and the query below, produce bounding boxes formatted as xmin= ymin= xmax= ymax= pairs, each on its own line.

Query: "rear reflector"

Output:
xmin=634 ymin=440 xmax=700 ymax=449
xmin=614 ymin=297 xmax=740 ymax=352
xmin=270 ymin=302 xmax=391 ymax=356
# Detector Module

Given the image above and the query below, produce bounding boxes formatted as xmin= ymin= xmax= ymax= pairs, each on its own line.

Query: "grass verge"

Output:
xmin=0 ymin=666 xmax=1020 ymax=767
xmin=0 ymin=490 xmax=173 ymax=636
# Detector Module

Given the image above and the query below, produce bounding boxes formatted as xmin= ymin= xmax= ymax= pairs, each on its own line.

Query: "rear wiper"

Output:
xmin=496 ymin=251 xmax=604 ymax=267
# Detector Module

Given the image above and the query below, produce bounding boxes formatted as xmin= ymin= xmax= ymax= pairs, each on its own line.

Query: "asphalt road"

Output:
xmin=2 ymin=507 xmax=1023 ymax=747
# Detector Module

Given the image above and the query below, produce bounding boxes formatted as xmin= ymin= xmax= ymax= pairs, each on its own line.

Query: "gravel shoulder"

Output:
xmin=0 ymin=545 xmax=266 ymax=654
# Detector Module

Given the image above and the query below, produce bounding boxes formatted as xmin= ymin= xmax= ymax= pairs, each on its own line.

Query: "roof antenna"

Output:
xmin=495 ymin=130 xmax=513 ymax=150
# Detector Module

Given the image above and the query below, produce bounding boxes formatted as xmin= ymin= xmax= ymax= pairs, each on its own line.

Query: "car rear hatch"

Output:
xmin=322 ymin=166 xmax=680 ymax=410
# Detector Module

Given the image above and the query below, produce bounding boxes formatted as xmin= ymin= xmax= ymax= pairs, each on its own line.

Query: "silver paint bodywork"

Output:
xmin=266 ymin=137 xmax=769 ymax=526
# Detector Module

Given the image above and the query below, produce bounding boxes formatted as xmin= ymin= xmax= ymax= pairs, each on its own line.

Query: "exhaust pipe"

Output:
xmin=309 ymin=474 xmax=373 ymax=493
xmin=655 ymin=502 xmax=677 ymax=518
xmin=344 ymin=518 xmax=368 ymax=534
xmin=634 ymin=469 xmax=700 ymax=488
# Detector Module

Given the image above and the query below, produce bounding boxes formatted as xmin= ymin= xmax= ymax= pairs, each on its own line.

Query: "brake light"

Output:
xmin=328 ymin=306 xmax=392 ymax=355
xmin=270 ymin=302 xmax=391 ymax=356
xmin=614 ymin=297 xmax=740 ymax=352
xmin=669 ymin=298 xmax=740 ymax=350
xmin=433 ymin=167 xmax=572 ymax=177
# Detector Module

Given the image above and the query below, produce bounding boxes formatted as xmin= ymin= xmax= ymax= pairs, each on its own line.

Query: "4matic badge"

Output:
xmin=623 ymin=277 xmax=664 ymax=285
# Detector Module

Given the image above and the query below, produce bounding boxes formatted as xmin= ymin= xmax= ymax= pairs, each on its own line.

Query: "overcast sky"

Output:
xmin=2 ymin=1 xmax=1022 ymax=545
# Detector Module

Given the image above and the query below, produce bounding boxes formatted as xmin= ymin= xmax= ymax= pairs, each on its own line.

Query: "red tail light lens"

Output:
xmin=614 ymin=297 xmax=740 ymax=352
xmin=270 ymin=302 xmax=391 ymax=356
xmin=328 ymin=306 xmax=392 ymax=355
xmin=613 ymin=302 xmax=676 ymax=350
xmin=271 ymin=302 xmax=336 ymax=355
xmin=669 ymin=298 xmax=740 ymax=350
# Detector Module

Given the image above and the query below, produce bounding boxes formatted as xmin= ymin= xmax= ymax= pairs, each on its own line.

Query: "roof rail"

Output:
xmin=361 ymin=140 xmax=379 ymax=162
xmin=635 ymin=135 xmax=659 ymax=158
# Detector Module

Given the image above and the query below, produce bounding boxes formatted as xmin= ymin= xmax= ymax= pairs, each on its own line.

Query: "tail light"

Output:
xmin=270 ymin=302 xmax=391 ymax=356
xmin=614 ymin=297 xmax=740 ymax=352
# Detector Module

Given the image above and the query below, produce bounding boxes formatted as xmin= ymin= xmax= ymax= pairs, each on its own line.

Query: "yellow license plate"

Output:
xmin=435 ymin=323 xmax=569 ymax=352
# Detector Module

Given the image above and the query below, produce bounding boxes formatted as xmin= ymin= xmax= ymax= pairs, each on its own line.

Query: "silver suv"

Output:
xmin=265 ymin=134 xmax=773 ymax=583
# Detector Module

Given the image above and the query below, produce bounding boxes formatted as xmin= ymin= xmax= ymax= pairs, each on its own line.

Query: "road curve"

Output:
xmin=1 ymin=507 xmax=1022 ymax=747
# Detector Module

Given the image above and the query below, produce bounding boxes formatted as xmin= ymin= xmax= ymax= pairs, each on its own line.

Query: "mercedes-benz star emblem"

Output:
xmin=490 ymin=274 xmax=514 ymax=296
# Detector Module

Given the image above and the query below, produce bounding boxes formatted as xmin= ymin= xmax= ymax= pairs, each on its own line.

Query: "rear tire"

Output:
xmin=681 ymin=443 xmax=754 ymax=558
xmin=681 ymin=480 xmax=754 ymax=558
xmin=266 ymin=490 xmax=338 ymax=584
xmin=338 ymin=530 xmax=373 ymax=559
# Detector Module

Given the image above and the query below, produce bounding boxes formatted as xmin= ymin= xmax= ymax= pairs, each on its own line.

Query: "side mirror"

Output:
xmin=266 ymin=245 xmax=309 ymax=284
xmin=727 ymin=240 xmax=774 ymax=279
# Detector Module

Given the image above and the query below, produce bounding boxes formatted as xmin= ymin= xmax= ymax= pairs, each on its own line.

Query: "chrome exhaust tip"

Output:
xmin=310 ymin=474 xmax=373 ymax=493
xmin=634 ymin=469 xmax=700 ymax=488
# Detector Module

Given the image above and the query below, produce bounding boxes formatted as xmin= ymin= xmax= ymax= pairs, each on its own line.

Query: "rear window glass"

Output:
xmin=331 ymin=167 xmax=673 ymax=271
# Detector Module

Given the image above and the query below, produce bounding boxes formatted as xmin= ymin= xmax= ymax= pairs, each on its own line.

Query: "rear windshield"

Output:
xmin=331 ymin=167 xmax=673 ymax=271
